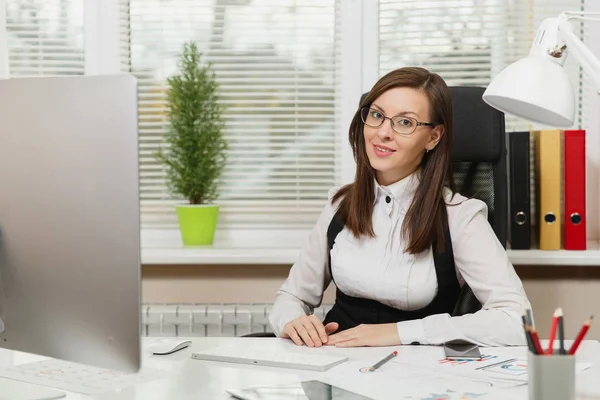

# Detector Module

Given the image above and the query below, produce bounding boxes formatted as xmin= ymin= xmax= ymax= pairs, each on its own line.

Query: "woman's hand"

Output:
xmin=327 ymin=323 xmax=400 ymax=347
xmin=281 ymin=315 xmax=339 ymax=347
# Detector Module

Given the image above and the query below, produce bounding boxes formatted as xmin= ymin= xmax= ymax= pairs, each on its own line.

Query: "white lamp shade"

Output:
xmin=483 ymin=56 xmax=575 ymax=128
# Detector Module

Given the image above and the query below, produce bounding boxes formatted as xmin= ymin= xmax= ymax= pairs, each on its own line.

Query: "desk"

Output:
xmin=1 ymin=337 xmax=600 ymax=399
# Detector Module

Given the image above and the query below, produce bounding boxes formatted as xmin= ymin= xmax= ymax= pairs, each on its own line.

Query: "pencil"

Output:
xmin=569 ymin=315 xmax=594 ymax=355
xmin=525 ymin=302 xmax=535 ymax=328
xmin=547 ymin=308 xmax=561 ymax=355
xmin=368 ymin=351 xmax=397 ymax=372
xmin=522 ymin=314 xmax=536 ymax=354
xmin=528 ymin=325 xmax=544 ymax=355
xmin=558 ymin=313 xmax=566 ymax=355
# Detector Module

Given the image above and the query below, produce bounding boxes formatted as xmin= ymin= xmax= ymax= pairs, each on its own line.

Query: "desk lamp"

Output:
xmin=482 ymin=12 xmax=600 ymax=127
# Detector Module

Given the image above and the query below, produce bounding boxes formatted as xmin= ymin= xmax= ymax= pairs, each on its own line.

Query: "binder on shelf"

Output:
xmin=564 ymin=130 xmax=586 ymax=250
xmin=535 ymin=129 xmax=561 ymax=250
xmin=509 ymin=131 xmax=531 ymax=249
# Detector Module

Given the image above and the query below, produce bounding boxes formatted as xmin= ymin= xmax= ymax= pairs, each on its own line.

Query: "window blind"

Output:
xmin=379 ymin=0 xmax=588 ymax=132
xmin=379 ymin=0 xmax=593 ymax=238
xmin=5 ymin=0 xmax=84 ymax=77
xmin=127 ymin=0 xmax=339 ymax=230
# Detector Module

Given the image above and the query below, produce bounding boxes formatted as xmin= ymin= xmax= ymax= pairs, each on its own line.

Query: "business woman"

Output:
xmin=268 ymin=67 xmax=528 ymax=348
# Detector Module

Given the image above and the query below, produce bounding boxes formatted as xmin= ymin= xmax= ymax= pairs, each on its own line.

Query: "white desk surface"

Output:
xmin=1 ymin=337 xmax=600 ymax=400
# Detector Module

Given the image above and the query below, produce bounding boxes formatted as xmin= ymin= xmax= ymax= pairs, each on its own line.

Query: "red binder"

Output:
xmin=564 ymin=130 xmax=586 ymax=250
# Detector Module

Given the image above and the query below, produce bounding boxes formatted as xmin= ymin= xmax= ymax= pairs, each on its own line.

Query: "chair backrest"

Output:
xmin=448 ymin=86 xmax=507 ymax=316
xmin=448 ymin=86 xmax=507 ymax=247
xmin=360 ymin=86 xmax=507 ymax=316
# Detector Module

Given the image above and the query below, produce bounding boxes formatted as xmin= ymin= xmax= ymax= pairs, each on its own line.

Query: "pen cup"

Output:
xmin=528 ymin=351 xmax=575 ymax=400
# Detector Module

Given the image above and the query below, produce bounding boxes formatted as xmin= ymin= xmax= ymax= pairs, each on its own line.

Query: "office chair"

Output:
xmin=244 ymin=86 xmax=507 ymax=337
xmin=446 ymin=86 xmax=507 ymax=316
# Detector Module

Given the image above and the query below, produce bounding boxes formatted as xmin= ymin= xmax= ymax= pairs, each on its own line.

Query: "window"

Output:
xmin=378 ymin=0 xmax=599 ymax=248
xmin=1 ymin=0 xmax=598 ymax=256
xmin=5 ymin=0 xmax=84 ymax=77
xmin=127 ymin=0 xmax=339 ymax=232
xmin=378 ymin=0 xmax=588 ymax=132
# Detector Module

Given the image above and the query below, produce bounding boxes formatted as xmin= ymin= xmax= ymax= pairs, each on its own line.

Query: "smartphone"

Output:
xmin=443 ymin=339 xmax=482 ymax=360
xmin=226 ymin=380 xmax=373 ymax=400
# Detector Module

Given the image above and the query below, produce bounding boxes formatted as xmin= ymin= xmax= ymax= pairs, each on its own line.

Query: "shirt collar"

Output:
xmin=374 ymin=170 xmax=420 ymax=207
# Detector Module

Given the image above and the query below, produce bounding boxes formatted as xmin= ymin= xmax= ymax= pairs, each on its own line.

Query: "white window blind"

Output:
xmin=5 ymin=0 xmax=84 ymax=77
xmin=378 ymin=0 xmax=597 ymax=243
xmin=378 ymin=0 xmax=588 ymax=132
xmin=127 ymin=0 xmax=339 ymax=231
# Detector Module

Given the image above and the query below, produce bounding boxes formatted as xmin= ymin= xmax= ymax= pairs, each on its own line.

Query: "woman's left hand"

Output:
xmin=326 ymin=323 xmax=400 ymax=347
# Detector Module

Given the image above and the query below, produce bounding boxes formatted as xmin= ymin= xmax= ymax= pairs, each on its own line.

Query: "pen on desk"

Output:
xmin=569 ymin=315 xmax=594 ymax=355
xmin=368 ymin=351 xmax=398 ymax=372
xmin=558 ymin=312 xmax=566 ymax=355
xmin=547 ymin=308 xmax=561 ymax=355
xmin=476 ymin=358 xmax=517 ymax=370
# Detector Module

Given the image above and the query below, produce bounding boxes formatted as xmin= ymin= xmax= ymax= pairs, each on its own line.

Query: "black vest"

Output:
xmin=322 ymin=211 xmax=462 ymax=334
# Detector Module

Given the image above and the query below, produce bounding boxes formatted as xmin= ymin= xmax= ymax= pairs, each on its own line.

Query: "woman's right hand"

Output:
xmin=281 ymin=314 xmax=339 ymax=347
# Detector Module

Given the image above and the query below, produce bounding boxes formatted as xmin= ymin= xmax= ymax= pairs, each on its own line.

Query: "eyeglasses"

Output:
xmin=360 ymin=107 xmax=435 ymax=135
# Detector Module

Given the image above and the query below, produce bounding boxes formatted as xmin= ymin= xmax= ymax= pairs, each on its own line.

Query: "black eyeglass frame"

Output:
xmin=360 ymin=106 xmax=435 ymax=135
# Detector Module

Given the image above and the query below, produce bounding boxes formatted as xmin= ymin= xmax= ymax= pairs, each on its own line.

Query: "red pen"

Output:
xmin=547 ymin=308 xmax=562 ymax=354
xmin=569 ymin=315 xmax=594 ymax=355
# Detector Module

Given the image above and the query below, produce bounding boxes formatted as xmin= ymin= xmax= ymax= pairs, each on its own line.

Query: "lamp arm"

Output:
xmin=558 ymin=17 xmax=600 ymax=91
xmin=562 ymin=11 xmax=600 ymax=18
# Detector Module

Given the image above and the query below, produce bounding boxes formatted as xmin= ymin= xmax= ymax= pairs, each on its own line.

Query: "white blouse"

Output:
xmin=268 ymin=172 xmax=529 ymax=346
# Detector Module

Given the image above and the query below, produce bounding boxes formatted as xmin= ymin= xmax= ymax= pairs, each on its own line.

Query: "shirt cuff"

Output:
xmin=397 ymin=319 xmax=428 ymax=345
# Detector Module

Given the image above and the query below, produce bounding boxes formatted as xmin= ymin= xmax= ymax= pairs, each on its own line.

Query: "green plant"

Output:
xmin=156 ymin=41 xmax=227 ymax=205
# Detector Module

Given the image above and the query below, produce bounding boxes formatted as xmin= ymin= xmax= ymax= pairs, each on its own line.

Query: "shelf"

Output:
xmin=506 ymin=241 xmax=600 ymax=266
xmin=141 ymin=229 xmax=600 ymax=266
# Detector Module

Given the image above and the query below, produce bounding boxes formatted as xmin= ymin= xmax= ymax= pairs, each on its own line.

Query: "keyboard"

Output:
xmin=0 ymin=359 xmax=166 ymax=395
xmin=191 ymin=345 xmax=348 ymax=372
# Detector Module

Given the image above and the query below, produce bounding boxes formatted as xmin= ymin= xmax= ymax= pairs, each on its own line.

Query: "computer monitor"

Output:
xmin=0 ymin=75 xmax=141 ymax=376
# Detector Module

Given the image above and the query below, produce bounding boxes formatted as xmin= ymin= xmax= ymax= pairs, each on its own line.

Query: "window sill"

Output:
xmin=141 ymin=230 xmax=600 ymax=266
xmin=141 ymin=229 xmax=306 ymax=265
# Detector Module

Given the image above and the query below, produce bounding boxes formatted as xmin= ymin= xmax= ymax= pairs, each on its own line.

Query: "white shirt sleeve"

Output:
xmin=268 ymin=199 xmax=336 ymax=337
xmin=397 ymin=198 xmax=529 ymax=346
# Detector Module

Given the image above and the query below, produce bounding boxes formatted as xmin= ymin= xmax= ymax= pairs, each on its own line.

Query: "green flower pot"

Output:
xmin=175 ymin=204 xmax=220 ymax=245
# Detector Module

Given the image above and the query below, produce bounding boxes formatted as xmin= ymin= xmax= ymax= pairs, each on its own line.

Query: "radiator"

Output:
xmin=141 ymin=303 xmax=333 ymax=337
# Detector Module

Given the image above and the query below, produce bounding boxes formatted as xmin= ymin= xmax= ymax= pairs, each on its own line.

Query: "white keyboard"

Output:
xmin=0 ymin=359 xmax=167 ymax=395
xmin=191 ymin=345 xmax=348 ymax=372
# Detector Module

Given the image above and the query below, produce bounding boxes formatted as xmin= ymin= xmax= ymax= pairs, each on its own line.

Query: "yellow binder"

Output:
xmin=535 ymin=129 xmax=561 ymax=250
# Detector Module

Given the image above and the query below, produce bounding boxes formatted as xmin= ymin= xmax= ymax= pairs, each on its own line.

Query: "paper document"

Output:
xmin=319 ymin=354 xmax=522 ymax=400
xmin=474 ymin=358 xmax=592 ymax=381
xmin=319 ymin=346 xmax=594 ymax=399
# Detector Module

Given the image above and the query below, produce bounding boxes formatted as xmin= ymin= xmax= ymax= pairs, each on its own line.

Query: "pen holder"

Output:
xmin=528 ymin=351 xmax=575 ymax=400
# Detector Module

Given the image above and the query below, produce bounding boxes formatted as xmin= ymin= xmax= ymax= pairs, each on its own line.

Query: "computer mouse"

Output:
xmin=148 ymin=338 xmax=192 ymax=355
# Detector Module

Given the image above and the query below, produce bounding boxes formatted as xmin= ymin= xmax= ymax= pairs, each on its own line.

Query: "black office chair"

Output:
xmin=244 ymin=86 xmax=507 ymax=336
xmin=447 ymin=86 xmax=507 ymax=316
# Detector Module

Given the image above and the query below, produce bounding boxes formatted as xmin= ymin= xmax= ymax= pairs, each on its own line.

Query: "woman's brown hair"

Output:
xmin=331 ymin=67 xmax=455 ymax=254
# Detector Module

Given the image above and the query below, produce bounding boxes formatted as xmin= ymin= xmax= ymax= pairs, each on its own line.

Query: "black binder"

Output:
xmin=509 ymin=131 xmax=531 ymax=249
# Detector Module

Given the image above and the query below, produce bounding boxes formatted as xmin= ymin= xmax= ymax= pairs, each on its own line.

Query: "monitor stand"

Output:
xmin=0 ymin=378 xmax=66 ymax=400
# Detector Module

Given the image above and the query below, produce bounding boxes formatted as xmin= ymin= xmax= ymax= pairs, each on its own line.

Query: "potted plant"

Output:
xmin=156 ymin=41 xmax=227 ymax=245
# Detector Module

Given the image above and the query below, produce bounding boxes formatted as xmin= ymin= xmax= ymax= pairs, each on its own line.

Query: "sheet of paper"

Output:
xmin=319 ymin=354 xmax=523 ymax=400
xmin=474 ymin=359 xmax=593 ymax=382
xmin=390 ymin=347 xmax=593 ymax=385
xmin=321 ymin=371 xmax=519 ymax=400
